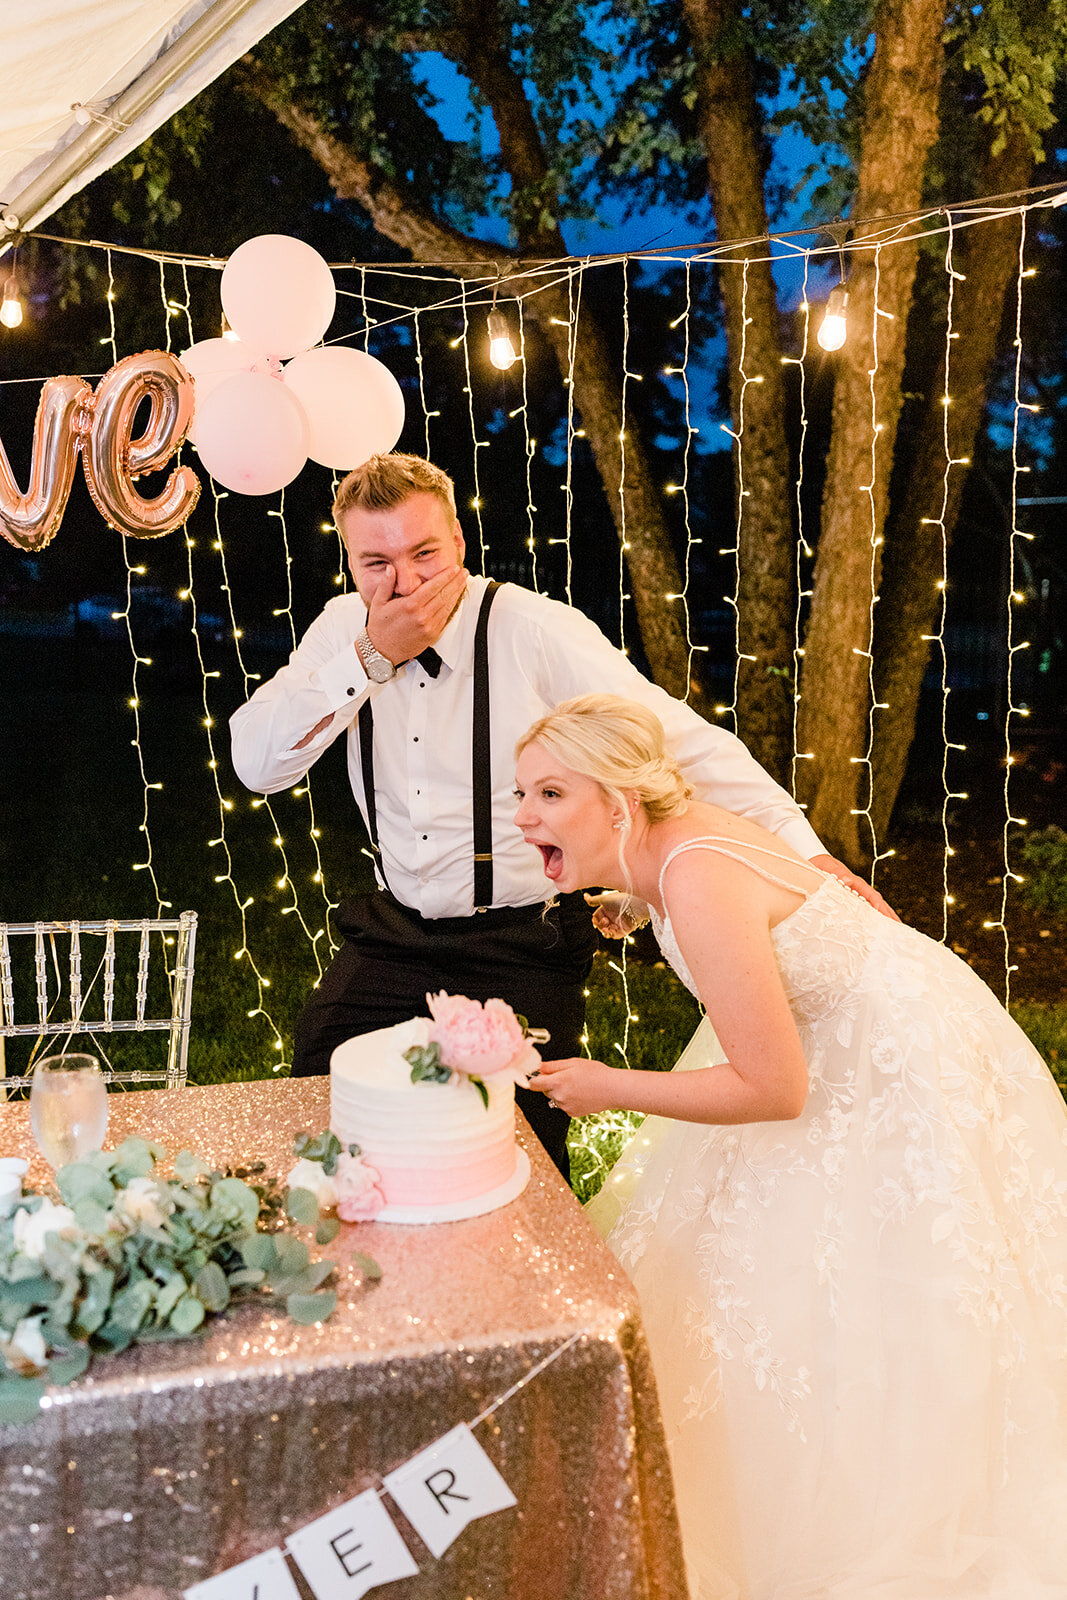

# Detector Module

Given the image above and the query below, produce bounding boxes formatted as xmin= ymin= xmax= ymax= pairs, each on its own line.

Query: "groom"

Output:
xmin=230 ymin=452 xmax=889 ymax=1176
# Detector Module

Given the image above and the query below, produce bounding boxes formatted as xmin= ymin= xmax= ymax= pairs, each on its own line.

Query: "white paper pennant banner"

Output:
xmin=286 ymin=1487 xmax=419 ymax=1600
xmin=382 ymin=1422 xmax=517 ymax=1559
xmin=183 ymin=1546 xmax=302 ymax=1600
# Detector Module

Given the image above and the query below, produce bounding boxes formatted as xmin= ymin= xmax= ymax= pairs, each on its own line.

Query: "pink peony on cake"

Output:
xmin=328 ymin=994 xmax=539 ymax=1224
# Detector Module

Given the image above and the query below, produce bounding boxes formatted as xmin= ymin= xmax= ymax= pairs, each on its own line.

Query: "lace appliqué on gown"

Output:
xmin=590 ymin=843 xmax=1067 ymax=1600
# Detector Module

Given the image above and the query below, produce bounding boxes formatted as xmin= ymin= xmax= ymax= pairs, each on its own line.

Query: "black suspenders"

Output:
xmin=357 ymin=580 xmax=502 ymax=910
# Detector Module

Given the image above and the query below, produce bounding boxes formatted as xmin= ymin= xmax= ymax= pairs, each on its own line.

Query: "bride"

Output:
xmin=514 ymin=694 xmax=1067 ymax=1600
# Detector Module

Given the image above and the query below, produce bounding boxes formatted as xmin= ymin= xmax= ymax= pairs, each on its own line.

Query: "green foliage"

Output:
xmin=1018 ymin=825 xmax=1067 ymax=917
xmin=404 ymin=1040 xmax=453 ymax=1084
xmin=948 ymin=0 xmax=1067 ymax=158
xmin=1009 ymin=1001 xmax=1067 ymax=1089
xmin=568 ymin=949 xmax=701 ymax=1204
xmin=292 ymin=1129 xmax=347 ymax=1175
xmin=0 ymin=1140 xmax=359 ymax=1424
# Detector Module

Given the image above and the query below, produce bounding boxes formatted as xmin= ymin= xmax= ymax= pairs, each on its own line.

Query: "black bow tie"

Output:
xmin=416 ymin=647 xmax=443 ymax=679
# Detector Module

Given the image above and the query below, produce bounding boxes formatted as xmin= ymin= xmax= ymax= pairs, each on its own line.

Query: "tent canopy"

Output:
xmin=0 ymin=0 xmax=305 ymax=254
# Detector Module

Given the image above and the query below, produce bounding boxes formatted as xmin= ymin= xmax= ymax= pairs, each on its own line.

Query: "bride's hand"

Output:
xmin=584 ymin=891 xmax=651 ymax=939
xmin=527 ymin=1058 xmax=619 ymax=1117
xmin=810 ymin=854 xmax=901 ymax=921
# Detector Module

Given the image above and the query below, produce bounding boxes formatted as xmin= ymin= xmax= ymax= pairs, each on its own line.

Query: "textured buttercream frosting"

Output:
xmin=330 ymin=1019 xmax=527 ymax=1222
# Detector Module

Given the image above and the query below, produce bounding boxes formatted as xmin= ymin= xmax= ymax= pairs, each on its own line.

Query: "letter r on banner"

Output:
xmin=183 ymin=1546 xmax=302 ymax=1600
xmin=286 ymin=1488 xmax=418 ymax=1599
xmin=383 ymin=1423 xmax=517 ymax=1559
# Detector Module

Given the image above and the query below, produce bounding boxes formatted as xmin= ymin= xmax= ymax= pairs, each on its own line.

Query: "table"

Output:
xmin=0 ymin=1080 xmax=689 ymax=1600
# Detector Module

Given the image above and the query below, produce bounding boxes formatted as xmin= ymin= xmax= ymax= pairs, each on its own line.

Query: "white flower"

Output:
xmin=9 ymin=1316 xmax=47 ymax=1370
xmin=12 ymin=1198 xmax=78 ymax=1260
xmin=286 ymin=1158 xmax=338 ymax=1210
xmin=115 ymin=1175 xmax=172 ymax=1231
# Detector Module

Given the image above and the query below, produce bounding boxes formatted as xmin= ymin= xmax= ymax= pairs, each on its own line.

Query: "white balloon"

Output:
xmin=281 ymin=346 xmax=406 ymax=469
xmin=193 ymin=371 xmax=309 ymax=496
xmin=221 ymin=235 xmax=336 ymax=358
xmin=178 ymin=337 xmax=269 ymax=440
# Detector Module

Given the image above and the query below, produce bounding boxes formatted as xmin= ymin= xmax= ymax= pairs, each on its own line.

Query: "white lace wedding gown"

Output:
xmin=588 ymin=839 xmax=1067 ymax=1600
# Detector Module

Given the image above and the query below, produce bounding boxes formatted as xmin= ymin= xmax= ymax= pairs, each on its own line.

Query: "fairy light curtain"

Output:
xmin=0 ymin=187 xmax=1056 ymax=1081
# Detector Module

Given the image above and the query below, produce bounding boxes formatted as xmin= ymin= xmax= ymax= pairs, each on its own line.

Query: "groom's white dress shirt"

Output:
xmin=230 ymin=576 xmax=824 ymax=918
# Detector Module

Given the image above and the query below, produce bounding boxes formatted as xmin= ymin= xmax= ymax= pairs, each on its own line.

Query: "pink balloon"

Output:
xmin=179 ymin=337 xmax=269 ymax=439
xmin=281 ymin=346 xmax=406 ymax=468
xmin=221 ymin=235 xmax=336 ymax=358
xmin=193 ymin=371 xmax=309 ymax=495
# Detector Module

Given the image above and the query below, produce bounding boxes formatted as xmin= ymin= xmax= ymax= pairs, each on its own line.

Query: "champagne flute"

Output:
xmin=29 ymin=1053 xmax=109 ymax=1170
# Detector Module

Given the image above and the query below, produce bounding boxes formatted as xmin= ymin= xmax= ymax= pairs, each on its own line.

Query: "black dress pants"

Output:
xmin=291 ymin=890 xmax=599 ymax=1180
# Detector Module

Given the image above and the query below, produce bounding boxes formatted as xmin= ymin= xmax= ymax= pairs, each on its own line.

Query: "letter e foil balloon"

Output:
xmin=83 ymin=350 xmax=200 ymax=537
xmin=0 ymin=375 xmax=92 ymax=551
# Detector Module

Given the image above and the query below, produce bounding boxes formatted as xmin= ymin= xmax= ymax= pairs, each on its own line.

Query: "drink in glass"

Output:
xmin=30 ymin=1053 xmax=109 ymax=1169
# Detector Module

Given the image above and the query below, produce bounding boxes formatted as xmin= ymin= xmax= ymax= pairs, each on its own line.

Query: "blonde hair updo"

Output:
xmin=516 ymin=695 xmax=692 ymax=827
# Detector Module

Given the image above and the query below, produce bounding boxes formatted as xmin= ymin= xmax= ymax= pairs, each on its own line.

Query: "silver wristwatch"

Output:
xmin=356 ymin=627 xmax=396 ymax=684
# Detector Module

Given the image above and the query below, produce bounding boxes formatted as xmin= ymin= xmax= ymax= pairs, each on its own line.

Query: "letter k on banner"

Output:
xmin=383 ymin=1423 xmax=517 ymax=1559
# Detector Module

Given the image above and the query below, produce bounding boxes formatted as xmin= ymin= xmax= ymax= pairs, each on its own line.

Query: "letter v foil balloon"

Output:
xmin=0 ymin=351 xmax=199 ymax=552
xmin=184 ymin=233 xmax=405 ymax=493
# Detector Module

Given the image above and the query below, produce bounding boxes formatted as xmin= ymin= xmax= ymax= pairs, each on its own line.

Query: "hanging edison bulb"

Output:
xmin=487 ymin=308 xmax=517 ymax=370
xmin=0 ymin=273 xmax=24 ymax=329
xmin=817 ymin=284 xmax=848 ymax=352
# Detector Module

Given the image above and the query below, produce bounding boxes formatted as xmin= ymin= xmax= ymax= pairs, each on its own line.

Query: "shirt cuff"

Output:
xmin=312 ymin=641 xmax=370 ymax=711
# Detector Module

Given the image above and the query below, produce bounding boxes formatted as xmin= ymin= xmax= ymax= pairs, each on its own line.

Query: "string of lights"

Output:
xmin=513 ymin=299 xmax=541 ymax=594
xmin=719 ymin=258 xmax=753 ymax=736
xmin=663 ymin=259 xmax=703 ymax=700
xmin=984 ymin=215 xmax=1037 ymax=1005
xmin=849 ymin=245 xmax=896 ymax=883
xmin=5 ymin=185 xmax=1062 ymax=1081
xmin=617 ymin=259 xmax=633 ymax=653
xmin=110 ymin=250 xmax=171 ymax=929
xmin=786 ymin=252 xmax=814 ymax=803
xmin=557 ymin=264 xmax=585 ymax=605
xmin=456 ymin=280 xmax=488 ymax=575
xmin=930 ymin=216 xmax=970 ymax=940
xmin=190 ymin=480 xmax=287 ymax=1066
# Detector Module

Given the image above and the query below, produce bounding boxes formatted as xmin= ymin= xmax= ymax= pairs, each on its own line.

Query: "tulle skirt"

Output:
xmin=589 ymin=1013 xmax=1067 ymax=1600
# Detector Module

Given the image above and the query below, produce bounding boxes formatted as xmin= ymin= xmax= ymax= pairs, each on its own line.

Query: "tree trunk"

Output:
xmin=796 ymin=0 xmax=949 ymax=866
xmin=869 ymin=125 xmax=1034 ymax=837
xmin=683 ymin=0 xmax=794 ymax=782
xmin=238 ymin=18 xmax=693 ymax=697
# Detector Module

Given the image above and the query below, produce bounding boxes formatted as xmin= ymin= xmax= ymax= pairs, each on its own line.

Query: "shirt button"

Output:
xmin=346 ymin=686 xmax=355 ymax=696
xmin=413 ymin=736 xmax=419 ymax=742
xmin=422 ymin=834 xmax=428 ymax=840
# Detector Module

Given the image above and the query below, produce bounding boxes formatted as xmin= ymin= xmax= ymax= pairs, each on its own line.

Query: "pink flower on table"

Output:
xmin=426 ymin=992 xmax=541 ymax=1086
xmin=334 ymin=1151 xmax=385 ymax=1222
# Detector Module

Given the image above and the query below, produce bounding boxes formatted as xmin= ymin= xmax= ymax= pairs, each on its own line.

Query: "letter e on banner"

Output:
xmin=286 ymin=1488 xmax=418 ymax=1599
xmin=383 ymin=1423 xmax=517 ymax=1559
xmin=183 ymin=1546 xmax=302 ymax=1600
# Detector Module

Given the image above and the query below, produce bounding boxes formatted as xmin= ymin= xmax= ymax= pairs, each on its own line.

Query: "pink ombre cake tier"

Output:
xmin=329 ymin=1018 xmax=530 ymax=1223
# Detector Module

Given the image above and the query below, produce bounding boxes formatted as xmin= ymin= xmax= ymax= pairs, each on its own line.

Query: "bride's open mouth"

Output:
xmin=533 ymin=842 xmax=564 ymax=880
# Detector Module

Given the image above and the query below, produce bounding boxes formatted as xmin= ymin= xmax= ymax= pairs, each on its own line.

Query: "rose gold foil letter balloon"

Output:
xmin=83 ymin=350 xmax=200 ymax=536
xmin=0 ymin=375 xmax=92 ymax=551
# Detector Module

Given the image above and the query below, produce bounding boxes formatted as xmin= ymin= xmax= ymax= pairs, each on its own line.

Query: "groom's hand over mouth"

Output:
xmin=364 ymin=562 xmax=468 ymax=665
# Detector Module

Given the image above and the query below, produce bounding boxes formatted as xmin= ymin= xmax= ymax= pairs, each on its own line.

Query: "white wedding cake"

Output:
xmin=329 ymin=1013 xmax=533 ymax=1224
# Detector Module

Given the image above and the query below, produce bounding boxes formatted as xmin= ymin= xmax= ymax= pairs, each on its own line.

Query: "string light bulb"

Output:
xmin=487 ymin=308 xmax=517 ymax=370
xmin=0 ymin=272 xmax=23 ymax=328
xmin=817 ymin=284 xmax=848 ymax=352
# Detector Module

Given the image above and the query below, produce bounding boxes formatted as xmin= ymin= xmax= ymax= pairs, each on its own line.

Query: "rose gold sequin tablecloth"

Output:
xmin=0 ymin=1078 xmax=688 ymax=1600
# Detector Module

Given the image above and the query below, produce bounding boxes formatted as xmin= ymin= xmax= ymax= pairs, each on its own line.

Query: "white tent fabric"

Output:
xmin=0 ymin=0 xmax=305 ymax=250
